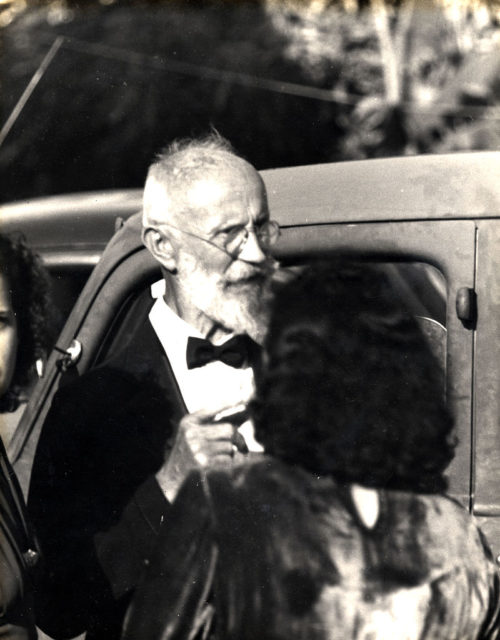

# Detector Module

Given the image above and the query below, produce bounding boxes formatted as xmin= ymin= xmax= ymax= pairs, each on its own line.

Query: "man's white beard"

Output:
xmin=177 ymin=257 xmax=274 ymax=344
xmin=217 ymin=279 xmax=271 ymax=344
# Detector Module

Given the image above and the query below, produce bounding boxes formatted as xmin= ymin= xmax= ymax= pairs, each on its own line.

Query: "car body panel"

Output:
xmin=474 ymin=220 xmax=500 ymax=515
xmin=0 ymin=190 xmax=142 ymax=266
xmin=264 ymin=151 xmax=500 ymax=225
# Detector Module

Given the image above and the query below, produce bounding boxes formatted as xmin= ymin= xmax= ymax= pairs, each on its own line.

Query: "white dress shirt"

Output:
xmin=148 ymin=283 xmax=263 ymax=452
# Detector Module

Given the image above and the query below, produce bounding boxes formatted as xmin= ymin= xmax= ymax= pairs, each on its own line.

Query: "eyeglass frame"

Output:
xmin=153 ymin=218 xmax=281 ymax=259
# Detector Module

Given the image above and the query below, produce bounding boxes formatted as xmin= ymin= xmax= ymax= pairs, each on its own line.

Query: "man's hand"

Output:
xmin=155 ymin=406 xmax=246 ymax=502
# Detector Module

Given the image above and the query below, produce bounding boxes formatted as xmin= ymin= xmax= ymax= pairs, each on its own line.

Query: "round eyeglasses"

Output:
xmin=157 ymin=219 xmax=280 ymax=259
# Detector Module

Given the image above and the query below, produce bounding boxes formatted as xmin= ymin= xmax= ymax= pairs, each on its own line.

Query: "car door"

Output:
xmin=275 ymin=218 xmax=477 ymax=511
xmin=10 ymin=209 xmax=477 ymax=514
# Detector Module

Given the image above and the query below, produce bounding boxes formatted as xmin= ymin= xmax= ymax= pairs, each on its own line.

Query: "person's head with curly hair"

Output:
xmin=0 ymin=233 xmax=52 ymax=412
xmin=252 ymin=259 xmax=455 ymax=494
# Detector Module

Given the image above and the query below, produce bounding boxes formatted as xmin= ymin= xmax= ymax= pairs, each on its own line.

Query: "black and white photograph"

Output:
xmin=1 ymin=0 xmax=500 ymax=638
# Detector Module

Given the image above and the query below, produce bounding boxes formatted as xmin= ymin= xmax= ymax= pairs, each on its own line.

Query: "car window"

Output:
xmin=383 ymin=262 xmax=447 ymax=388
xmin=49 ymin=268 xmax=94 ymax=334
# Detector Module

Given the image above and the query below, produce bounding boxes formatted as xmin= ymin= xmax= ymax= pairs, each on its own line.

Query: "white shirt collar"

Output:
xmin=148 ymin=292 xmax=255 ymax=415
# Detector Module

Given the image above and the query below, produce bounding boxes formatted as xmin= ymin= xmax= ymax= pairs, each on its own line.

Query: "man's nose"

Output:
xmin=237 ymin=229 xmax=267 ymax=264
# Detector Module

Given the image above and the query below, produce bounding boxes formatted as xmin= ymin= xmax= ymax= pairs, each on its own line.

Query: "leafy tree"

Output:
xmin=264 ymin=0 xmax=500 ymax=158
xmin=0 ymin=0 xmax=345 ymax=201
xmin=1 ymin=0 xmax=498 ymax=201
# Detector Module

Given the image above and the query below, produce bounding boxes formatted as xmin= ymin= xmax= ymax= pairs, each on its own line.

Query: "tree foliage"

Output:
xmin=265 ymin=0 xmax=500 ymax=158
xmin=1 ymin=1 xmax=346 ymax=202
xmin=0 ymin=0 xmax=498 ymax=202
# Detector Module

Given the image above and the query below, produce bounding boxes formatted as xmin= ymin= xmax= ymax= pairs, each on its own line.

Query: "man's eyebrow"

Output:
xmin=204 ymin=222 xmax=233 ymax=237
xmin=207 ymin=217 xmax=242 ymax=235
xmin=207 ymin=207 xmax=270 ymax=236
xmin=215 ymin=222 xmax=242 ymax=233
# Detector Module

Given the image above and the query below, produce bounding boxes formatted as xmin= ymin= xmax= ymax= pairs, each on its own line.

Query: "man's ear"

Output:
xmin=142 ymin=227 xmax=177 ymax=272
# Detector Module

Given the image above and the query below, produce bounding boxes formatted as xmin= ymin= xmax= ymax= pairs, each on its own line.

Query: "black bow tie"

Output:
xmin=186 ymin=335 xmax=256 ymax=369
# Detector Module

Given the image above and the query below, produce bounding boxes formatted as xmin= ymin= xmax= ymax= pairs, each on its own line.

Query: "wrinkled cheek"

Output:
xmin=177 ymin=252 xmax=201 ymax=275
xmin=188 ymin=273 xmax=226 ymax=315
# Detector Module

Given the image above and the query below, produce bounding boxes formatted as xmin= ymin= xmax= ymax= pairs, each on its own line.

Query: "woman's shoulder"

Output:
xmin=379 ymin=490 xmax=497 ymax=577
xmin=384 ymin=490 xmax=484 ymax=539
xmin=207 ymin=458 xmax=337 ymax=502
xmin=205 ymin=459 xmax=346 ymax=543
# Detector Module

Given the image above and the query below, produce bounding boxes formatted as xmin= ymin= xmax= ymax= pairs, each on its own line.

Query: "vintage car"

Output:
xmin=5 ymin=151 xmax=500 ymax=560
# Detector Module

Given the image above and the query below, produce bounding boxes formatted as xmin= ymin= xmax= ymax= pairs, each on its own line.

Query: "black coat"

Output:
xmin=28 ymin=315 xmax=187 ymax=640
xmin=0 ymin=436 xmax=37 ymax=640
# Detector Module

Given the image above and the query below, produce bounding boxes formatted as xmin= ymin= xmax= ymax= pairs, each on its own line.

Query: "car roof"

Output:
xmin=0 ymin=190 xmax=142 ymax=267
xmin=1 ymin=151 xmax=499 ymax=264
xmin=264 ymin=151 xmax=500 ymax=225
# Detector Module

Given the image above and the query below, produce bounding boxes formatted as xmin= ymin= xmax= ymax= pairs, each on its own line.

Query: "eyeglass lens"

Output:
xmin=225 ymin=221 xmax=279 ymax=254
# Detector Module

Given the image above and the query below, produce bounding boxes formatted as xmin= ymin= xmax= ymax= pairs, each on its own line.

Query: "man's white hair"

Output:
xmin=142 ymin=133 xmax=242 ymax=228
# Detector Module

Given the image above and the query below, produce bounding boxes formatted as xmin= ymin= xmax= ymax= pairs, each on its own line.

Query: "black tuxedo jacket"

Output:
xmin=28 ymin=309 xmax=188 ymax=640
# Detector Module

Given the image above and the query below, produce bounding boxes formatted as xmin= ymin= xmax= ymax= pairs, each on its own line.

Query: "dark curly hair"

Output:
xmin=252 ymin=259 xmax=455 ymax=494
xmin=0 ymin=233 xmax=52 ymax=410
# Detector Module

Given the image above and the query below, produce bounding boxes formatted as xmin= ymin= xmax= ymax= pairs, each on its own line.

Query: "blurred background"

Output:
xmin=1 ymin=0 xmax=499 ymax=204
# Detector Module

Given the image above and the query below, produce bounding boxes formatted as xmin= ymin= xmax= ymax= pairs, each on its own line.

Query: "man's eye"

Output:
xmin=214 ymin=227 xmax=242 ymax=243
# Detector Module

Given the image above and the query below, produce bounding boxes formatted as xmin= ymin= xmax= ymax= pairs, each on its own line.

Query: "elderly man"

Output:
xmin=28 ymin=135 xmax=280 ymax=640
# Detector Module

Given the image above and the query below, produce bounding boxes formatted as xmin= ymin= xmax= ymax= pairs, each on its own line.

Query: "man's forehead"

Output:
xmin=145 ymin=156 xmax=267 ymax=229
xmin=180 ymin=163 xmax=265 ymax=214
xmin=185 ymin=176 xmax=230 ymax=209
xmin=184 ymin=167 xmax=261 ymax=209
